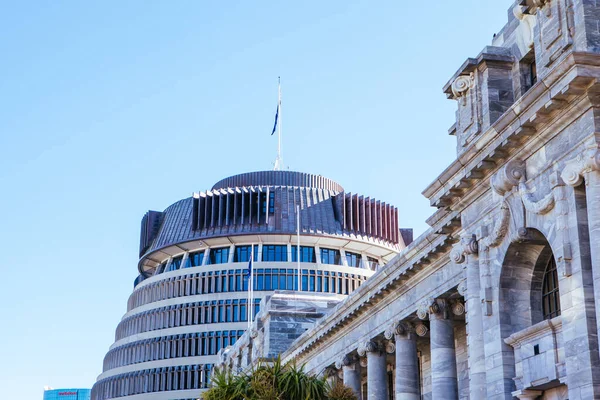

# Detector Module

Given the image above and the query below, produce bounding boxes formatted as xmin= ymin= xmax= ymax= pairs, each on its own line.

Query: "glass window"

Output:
xmin=367 ymin=256 xmax=379 ymax=270
xmin=542 ymin=257 xmax=561 ymax=320
xmin=234 ymin=245 xmax=258 ymax=262
xmin=186 ymin=251 xmax=204 ymax=268
xmin=240 ymin=300 xmax=247 ymax=322
xmin=269 ymin=192 xmax=275 ymax=213
xmin=208 ymin=247 xmax=230 ymax=265
xmin=262 ymin=245 xmax=288 ymax=262
xmin=345 ymin=251 xmax=361 ymax=268
xmin=321 ymin=248 xmax=341 ymax=265
xmin=167 ymin=256 xmax=183 ymax=272
xmin=291 ymin=246 xmax=316 ymax=263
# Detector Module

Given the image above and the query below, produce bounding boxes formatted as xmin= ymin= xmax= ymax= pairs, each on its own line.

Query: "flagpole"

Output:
xmin=250 ymin=245 xmax=254 ymax=327
xmin=297 ymin=205 xmax=301 ymax=292
xmin=274 ymin=77 xmax=283 ymax=171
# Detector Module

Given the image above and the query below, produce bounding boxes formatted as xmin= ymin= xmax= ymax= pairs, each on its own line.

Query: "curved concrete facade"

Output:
xmin=91 ymin=171 xmax=407 ymax=400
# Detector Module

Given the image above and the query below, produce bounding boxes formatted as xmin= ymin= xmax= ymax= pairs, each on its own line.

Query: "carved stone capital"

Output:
xmin=451 ymin=300 xmax=465 ymax=316
xmin=357 ymin=340 xmax=381 ymax=356
xmin=415 ymin=323 xmax=429 ymax=337
xmin=561 ymin=148 xmax=600 ymax=187
xmin=491 ymin=159 xmax=526 ymax=196
xmin=359 ymin=357 xmax=368 ymax=368
xmin=418 ymin=298 xmax=450 ymax=319
xmin=384 ymin=321 xmax=414 ymax=339
xmin=451 ymin=74 xmax=474 ymax=105
xmin=335 ymin=354 xmax=357 ymax=369
xmin=451 ymin=234 xmax=479 ymax=264
xmin=385 ymin=341 xmax=396 ymax=354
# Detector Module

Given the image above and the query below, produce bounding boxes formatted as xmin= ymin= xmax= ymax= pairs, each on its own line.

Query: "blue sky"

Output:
xmin=0 ymin=1 xmax=511 ymax=398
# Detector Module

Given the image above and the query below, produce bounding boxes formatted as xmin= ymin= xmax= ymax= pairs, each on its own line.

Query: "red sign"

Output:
xmin=58 ymin=392 xmax=77 ymax=396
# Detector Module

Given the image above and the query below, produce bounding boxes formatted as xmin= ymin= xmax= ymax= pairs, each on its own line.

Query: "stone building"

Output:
xmin=222 ymin=1 xmax=600 ymax=399
xmin=90 ymin=171 xmax=407 ymax=400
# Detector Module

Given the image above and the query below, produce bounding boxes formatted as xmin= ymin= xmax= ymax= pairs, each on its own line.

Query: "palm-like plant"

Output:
xmin=201 ymin=357 xmax=351 ymax=400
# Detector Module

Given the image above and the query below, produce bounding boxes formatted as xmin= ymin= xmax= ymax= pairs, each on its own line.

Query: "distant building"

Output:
xmin=91 ymin=170 xmax=408 ymax=400
xmin=43 ymin=388 xmax=91 ymax=400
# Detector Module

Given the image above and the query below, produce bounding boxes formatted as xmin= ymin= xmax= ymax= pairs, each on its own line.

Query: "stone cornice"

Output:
xmin=443 ymin=46 xmax=514 ymax=98
xmin=281 ymin=225 xmax=457 ymax=362
xmin=504 ymin=316 xmax=562 ymax=348
xmin=424 ymin=52 xmax=600 ymax=212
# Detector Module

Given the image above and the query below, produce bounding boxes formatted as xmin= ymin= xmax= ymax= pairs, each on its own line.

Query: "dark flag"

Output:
xmin=271 ymin=103 xmax=279 ymax=135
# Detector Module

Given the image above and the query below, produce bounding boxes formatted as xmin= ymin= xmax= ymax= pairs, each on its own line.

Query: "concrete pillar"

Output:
xmin=358 ymin=340 xmax=388 ymax=400
xmin=390 ymin=322 xmax=419 ymax=400
xmin=337 ymin=355 xmax=362 ymax=400
xmin=421 ymin=298 xmax=458 ymax=400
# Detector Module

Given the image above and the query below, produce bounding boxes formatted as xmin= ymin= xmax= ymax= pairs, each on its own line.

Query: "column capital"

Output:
xmin=385 ymin=340 xmax=396 ymax=354
xmin=451 ymin=299 xmax=465 ymax=316
xmin=335 ymin=354 xmax=358 ymax=369
xmin=357 ymin=340 xmax=382 ymax=356
xmin=415 ymin=323 xmax=429 ymax=337
xmin=418 ymin=298 xmax=450 ymax=320
xmin=451 ymin=234 xmax=479 ymax=264
xmin=561 ymin=147 xmax=600 ymax=187
xmin=384 ymin=321 xmax=414 ymax=340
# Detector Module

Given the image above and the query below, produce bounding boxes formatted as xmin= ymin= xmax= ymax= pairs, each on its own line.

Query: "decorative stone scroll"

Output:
xmin=451 ymin=235 xmax=479 ymax=264
xmin=384 ymin=321 xmax=415 ymax=340
xmin=451 ymin=300 xmax=465 ymax=316
xmin=415 ymin=323 xmax=429 ymax=337
xmin=491 ymin=159 xmax=526 ymax=196
xmin=357 ymin=340 xmax=381 ymax=356
xmin=418 ymin=298 xmax=450 ymax=320
xmin=385 ymin=341 xmax=396 ymax=354
xmin=335 ymin=355 xmax=357 ymax=370
xmin=451 ymin=74 xmax=474 ymax=106
xmin=561 ymin=147 xmax=600 ymax=187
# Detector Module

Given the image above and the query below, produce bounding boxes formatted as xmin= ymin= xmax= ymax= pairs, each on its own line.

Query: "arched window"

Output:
xmin=542 ymin=257 xmax=561 ymax=320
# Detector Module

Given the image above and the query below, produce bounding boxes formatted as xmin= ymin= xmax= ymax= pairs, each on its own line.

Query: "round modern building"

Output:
xmin=91 ymin=170 xmax=408 ymax=400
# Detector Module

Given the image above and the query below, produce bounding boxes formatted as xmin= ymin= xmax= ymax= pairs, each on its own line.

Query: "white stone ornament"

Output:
xmin=451 ymin=74 xmax=474 ymax=105
xmin=491 ymin=159 xmax=526 ymax=196
xmin=561 ymin=148 xmax=600 ymax=187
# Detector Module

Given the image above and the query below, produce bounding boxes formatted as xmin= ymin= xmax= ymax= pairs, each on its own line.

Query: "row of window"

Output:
xmin=117 ymin=299 xmax=260 ymax=341
xmin=104 ymin=331 xmax=244 ymax=371
xmin=153 ymin=245 xmax=378 ymax=276
xmin=128 ymin=269 xmax=368 ymax=311
xmin=92 ymin=364 xmax=212 ymax=400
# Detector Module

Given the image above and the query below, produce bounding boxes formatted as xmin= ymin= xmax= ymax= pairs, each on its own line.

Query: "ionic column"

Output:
xmin=452 ymin=235 xmax=487 ymax=399
xmin=358 ymin=340 xmax=388 ymax=400
xmin=385 ymin=321 xmax=419 ymax=400
xmin=419 ymin=298 xmax=458 ymax=400
xmin=336 ymin=355 xmax=362 ymax=400
xmin=562 ymin=148 xmax=600 ymax=348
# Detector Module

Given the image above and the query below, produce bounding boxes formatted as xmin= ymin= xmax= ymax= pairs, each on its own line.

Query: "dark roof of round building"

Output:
xmin=211 ymin=171 xmax=344 ymax=192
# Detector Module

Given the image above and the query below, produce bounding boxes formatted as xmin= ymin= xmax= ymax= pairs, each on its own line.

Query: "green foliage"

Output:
xmin=201 ymin=357 xmax=354 ymax=400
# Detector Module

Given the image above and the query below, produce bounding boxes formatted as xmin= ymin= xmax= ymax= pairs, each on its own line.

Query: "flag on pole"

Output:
xmin=271 ymin=102 xmax=279 ymax=135
xmin=246 ymin=250 xmax=253 ymax=276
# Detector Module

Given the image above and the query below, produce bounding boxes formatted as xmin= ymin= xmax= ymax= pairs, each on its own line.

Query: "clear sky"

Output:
xmin=0 ymin=1 xmax=512 ymax=398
